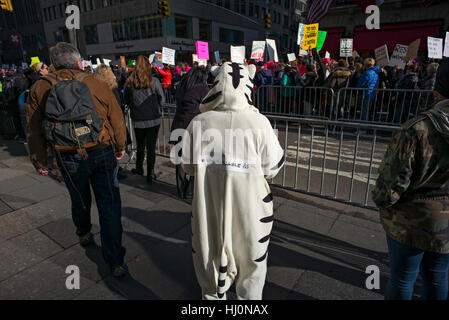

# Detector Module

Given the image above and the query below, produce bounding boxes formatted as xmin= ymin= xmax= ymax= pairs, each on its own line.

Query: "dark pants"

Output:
xmin=176 ymin=165 xmax=194 ymax=199
xmin=57 ymin=146 xmax=125 ymax=267
xmin=134 ymin=125 xmax=160 ymax=174
xmin=386 ymin=235 xmax=449 ymax=300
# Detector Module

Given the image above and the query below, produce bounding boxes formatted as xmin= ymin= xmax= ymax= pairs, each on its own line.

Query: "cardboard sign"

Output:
xmin=444 ymin=32 xmax=449 ymax=58
xmin=428 ymin=37 xmax=443 ymax=59
xmin=302 ymin=23 xmax=319 ymax=51
xmin=196 ymin=41 xmax=209 ymax=60
xmin=340 ymin=39 xmax=353 ymax=57
xmin=287 ymin=53 xmax=296 ymax=62
xmin=120 ymin=56 xmax=126 ymax=68
xmin=251 ymin=41 xmax=266 ymax=61
xmin=389 ymin=44 xmax=408 ymax=69
xmin=297 ymin=23 xmax=305 ymax=46
xmin=31 ymin=57 xmax=40 ymax=65
xmin=266 ymin=39 xmax=279 ymax=62
xmin=214 ymin=51 xmax=220 ymax=64
xmin=316 ymin=31 xmax=327 ymax=51
xmin=162 ymin=47 xmax=176 ymax=66
xmin=231 ymin=46 xmax=245 ymax=64
xmin=405 ymin=39 xmax=421 ymax=63
xmin=374 ymin=45 xmax=389 ymax=67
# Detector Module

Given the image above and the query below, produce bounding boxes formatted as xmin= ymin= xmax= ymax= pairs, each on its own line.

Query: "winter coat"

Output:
xmin=325 ymin=67 xmax=352 ymax=91
xmin=170 ymin=83 xmax=210 ymax=136
xmin=396 ymin=72 xmax=418 ymax=90
xmin=372 ymin=98 xmax=449 ymax=253
xmin=357 ymin=66 xmax=380 ymax=98
xmin=156 ymin=66 xmax=173 ymax=89
xmin=254 ymin=69 xmax=273 ymax=88
xmin=26 ymin=68 xmax=127 ymax=170
xmin=281 ymin=72 xmax=300 ymax=97
xmin=124 ymin=77 xmax=165 ymax=121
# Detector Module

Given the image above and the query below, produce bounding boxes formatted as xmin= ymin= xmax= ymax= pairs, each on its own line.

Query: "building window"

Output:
xmin=219 ymin=28 xmax=244 ymax=45
xmin=84 ymin=24 xmax=99 ymax=44
xmin=199 ymin=19 xmax=210 ymax=41
xmin=175 ymin=15 xmax=191 ymax=39
xmin=112 ymin=14 xmax=163 ymax=42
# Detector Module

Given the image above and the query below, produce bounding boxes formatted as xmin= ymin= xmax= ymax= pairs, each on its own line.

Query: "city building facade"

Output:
xmin=38 ymin=0 xmax=307 ymax=64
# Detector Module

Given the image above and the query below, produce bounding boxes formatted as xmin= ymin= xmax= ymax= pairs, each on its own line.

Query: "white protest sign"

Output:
xmin=198 ymin=59 xmax=208 ymax=67
xmin=162 ymin=47 xmax=176 ymax=65
xmin=428 ymin=37 xmax=443 ymax=59
xmin=149 ymin=54 xmax=155 ymax=63
xmin=96 ymin=58 xmax=101 ymax=65
xmin=297 ymin=23 xmax=305 ymax=46
xmin=231 ymin=46 xmax=245 ymax=64
xmin=250 ymin=41 xmax=265 ymax=61
xmin=325 ymin=51 xmax=330 ymax=59
xmin=287 ymin=53 xmax=296 ymax=62
xmin=389 ymin=44 xmax=408 ymax=69
xmin=299 ymin=49 xmax=308 ymax=56
xmin=340 ymin=39 xmax=353 ymax=57
xmin=266 ymin=39 xmax=279 ymax=62
xmin=374 ymin=45 xmax=389 ymax=67
xmin=214 ymin=51 xmax=220 ymax=64
xmin=103 ymin=59 xmax=111 ymax=66
xmin=444 ymin=32 xmax=449 ymax=58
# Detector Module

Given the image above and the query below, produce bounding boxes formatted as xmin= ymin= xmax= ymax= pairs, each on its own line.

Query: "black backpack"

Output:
xmin=42 ymin=72 xmax=105 ymax=157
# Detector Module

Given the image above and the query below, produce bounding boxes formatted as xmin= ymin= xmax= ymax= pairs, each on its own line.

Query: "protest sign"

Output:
xmin=231 ymin=46 xmax=245 ymax=64
xmin=428 ymin=37 xmax=443 ymax=59
xmin=297 ymin=23 xmax=305 ymax=46
xmin=154 ymin=52 xmax=163 ymax=67
xmin=120 ymin=56 xmax=126 ymax=68
xmin=149 ymin=54 xmax=155 ymax=64
xmin=196 ymin=41 xmax=209 ymax=60
xmin=192 ymin=54 xmax=198 ymax=63
xmin=162 ymin=47 xmax=176 ymax=65
xmin=375 ymin=45 xmax=389 ymax=67
xmin=198 ymin=59 xmax=208 ymax=67
xmin=103 ymin=59 xmax=111 ymax=66
xmin=389 ymin=44 xmax=408 ymax=69
xmin=287 ymin=53 xmax=296 ymax=62
xmin=251 ymin=41 xmax=265 ymax=61
xmin=444 ymin=32 xmax=449 ymax=58
xmin=31 ymin=57 xmax=40 ymax=65
xmin=405 ymin=39 xmax=421 ymax=63
xmin=325 ymin=52 xmax=330 ymax=59
xmin=302 ymin=23 xmax=319 ymax=51
xmin=340 ymin=39 xmax=353 ymax=57
xmin=214 ymin=51 xmax=220 ymax=64
xmin=316 ymin=30 xmax=327 ymax=51
xmin=266 ymin=39 xmax=279 ymax=62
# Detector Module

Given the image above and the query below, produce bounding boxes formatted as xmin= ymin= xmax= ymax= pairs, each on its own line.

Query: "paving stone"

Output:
xmin=120 ymin=191 xmax=156 ymax=211
xmin=0 ymin=199 xmax=12 ymax=216
xmin=279 ymin=199 xmax=340 ymax=220
xmin=39 ymin=218 xmax=100 ymax=249
xmin=328 ymin=220 xmax=388 ymax=254
xmin=0 ymin=260 xmax=96 ymax=300
xmin=73 ymin=281 xmax=125 ymax=300
xmin=337 ymin=213 xmax=384 ymax=233
xmin=274 ymin=201 xmax=337 ymax=236
xmin=0 ymin=229 xmax=63 ymax=282
xmin=0 ymin=174 xmax=40 ymax=195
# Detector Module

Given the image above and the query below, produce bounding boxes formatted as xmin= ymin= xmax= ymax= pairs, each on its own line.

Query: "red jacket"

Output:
xmin=156 ymin=67 xmax=173 ymax=89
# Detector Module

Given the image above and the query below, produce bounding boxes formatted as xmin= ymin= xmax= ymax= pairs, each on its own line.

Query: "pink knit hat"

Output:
xmin=185 ymin=66 xmax=192 ymax=72
xmin=174 ymin=67 xmax=181 ymax=74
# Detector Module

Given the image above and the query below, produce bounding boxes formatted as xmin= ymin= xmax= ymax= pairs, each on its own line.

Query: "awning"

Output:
xmin=321 ymin=27 xmax=345 ymax=52
xmin=354 ymin=20 xmax=443 ymax=53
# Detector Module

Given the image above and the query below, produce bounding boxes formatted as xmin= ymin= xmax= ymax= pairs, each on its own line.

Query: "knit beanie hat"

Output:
xmin=434 ymin=58 xmax=449 ymax=98
xmin=31 ymin=62 xmax=43 ymax=72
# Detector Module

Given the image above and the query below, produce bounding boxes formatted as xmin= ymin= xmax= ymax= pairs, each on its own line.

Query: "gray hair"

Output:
xmin=427 ymin=62 xmax=439 ymax=76
xmin=49 ymin=42 xmax=81 ymax=70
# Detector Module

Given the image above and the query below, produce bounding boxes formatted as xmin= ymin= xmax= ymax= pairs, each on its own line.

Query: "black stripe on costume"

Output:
xmin=228 ymin=63 xmax=244 ymax=89
xmin=263 ymin=193 xmax=273 ymax=203
xmin=246 ymin=84 xmax=255 ymax=92
xmin=217 ymin=292 xmax=225 ymax=299
xmin=259 ymin=235 xmax=271 ymax=243
xmin=211 ymin=80 xmax=220 ymax=89
xmin=219 ymin=266 xmax=227 ymax=273
xmin=218 ymin=280 xmax=226 ymax=287
xmin=260 ymin=215 xmax=274 ymax=223
xmin=202 ymin=91 xmax=222 ymax=104
xmin=271 ymin=156 xmax=285 ymax=170
xmin=255 ymin=250 xmax=268 ymax=262
xmin=192 ymin=248 xmax=196 ymax=254
xmin=245 ymin=93 xmax=254 ymax=106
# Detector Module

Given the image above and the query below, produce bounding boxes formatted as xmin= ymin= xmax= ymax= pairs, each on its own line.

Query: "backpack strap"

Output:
xmin=74 ymin=72 xmax=91 ymax=83
xmin=41 ymin=73 xmax=60 ymax=86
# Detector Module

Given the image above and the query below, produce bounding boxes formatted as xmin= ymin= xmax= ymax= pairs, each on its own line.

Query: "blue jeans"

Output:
xmin=386 ymin=235 xmax=449 ymax=300
xmin=57 ymin=146 xmax=126 ymax=267
xmin=361 ymin=96 xmax=375 ymax=121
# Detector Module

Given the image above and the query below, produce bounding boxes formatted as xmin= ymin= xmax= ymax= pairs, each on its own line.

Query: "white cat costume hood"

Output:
xmin=180 ymin=62 xmax=285 ymax=300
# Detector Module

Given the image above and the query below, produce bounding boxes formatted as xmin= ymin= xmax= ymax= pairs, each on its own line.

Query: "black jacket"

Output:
xmin=124 ymin=77 xmax=165 ymax=121
xmin=170 ymin=83 xmax=209 ymax=137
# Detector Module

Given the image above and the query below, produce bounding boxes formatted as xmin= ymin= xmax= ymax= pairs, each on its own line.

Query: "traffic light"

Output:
xmin=264 ymin=13 xmax=271 ymax=30
xmin=0 ymin=0 xmax=13 ymax=12
xmin=158 ymin=1 xmax=170 ymax=18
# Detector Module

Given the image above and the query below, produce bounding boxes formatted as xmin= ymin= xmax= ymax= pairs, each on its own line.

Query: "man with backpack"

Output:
xmin=27 ymin=42 xmax=128 ymax=278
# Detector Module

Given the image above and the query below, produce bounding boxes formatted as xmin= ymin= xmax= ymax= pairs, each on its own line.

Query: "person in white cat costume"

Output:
xmin=177 ymin=62 xmax=285 ymax=300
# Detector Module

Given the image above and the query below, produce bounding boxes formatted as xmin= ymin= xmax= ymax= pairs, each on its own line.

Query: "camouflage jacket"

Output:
xmin=372 ymin=98 xmax=449 ymax=253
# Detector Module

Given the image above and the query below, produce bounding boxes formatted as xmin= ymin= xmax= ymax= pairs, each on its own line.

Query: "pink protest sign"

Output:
xmin=196 ymin=41 xmax=209 ymax=60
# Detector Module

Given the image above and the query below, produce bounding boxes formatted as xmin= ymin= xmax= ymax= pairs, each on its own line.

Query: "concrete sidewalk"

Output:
xmin=0 ymin=139 xmax=399 ymax=300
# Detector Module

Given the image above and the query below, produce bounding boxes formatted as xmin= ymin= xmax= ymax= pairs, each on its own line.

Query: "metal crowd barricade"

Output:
xmin=266 ymin=115 xmax=399 ymax=210
xmin=255 ymin=85 xmax=335 ymax=120
xmin=335 ymin=88 xmax=434 ymax=125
